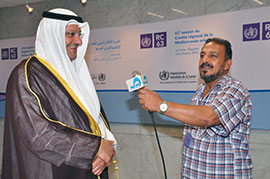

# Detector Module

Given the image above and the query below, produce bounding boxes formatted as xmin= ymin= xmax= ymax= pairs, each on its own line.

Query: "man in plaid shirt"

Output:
xmin=138 ymin=37 xmax=252 ymax=178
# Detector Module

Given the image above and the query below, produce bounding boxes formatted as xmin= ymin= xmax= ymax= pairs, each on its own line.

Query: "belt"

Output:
xmin=185 ymin=125 xmax=208 ymax=130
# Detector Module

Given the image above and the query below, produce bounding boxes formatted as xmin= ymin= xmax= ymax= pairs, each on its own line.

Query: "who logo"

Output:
xmin=159 ymin=71 xmax=170 ymax=81
xmin=243 ymin=23 xmax=260 ymax=41
xmin=140 ymin=32 xmax=167 ymax=49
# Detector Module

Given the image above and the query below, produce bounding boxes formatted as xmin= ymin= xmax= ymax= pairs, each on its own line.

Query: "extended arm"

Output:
xmin=138 ymin=87 xmax=220 ymax=127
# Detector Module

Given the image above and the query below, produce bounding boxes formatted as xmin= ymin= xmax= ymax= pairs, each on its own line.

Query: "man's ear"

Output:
xmin=224 ymin=59 xmax=232 ymax=71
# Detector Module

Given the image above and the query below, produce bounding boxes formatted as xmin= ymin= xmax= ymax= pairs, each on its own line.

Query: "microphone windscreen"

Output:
xmin=132 ymin=70 xmax=141 ymax=77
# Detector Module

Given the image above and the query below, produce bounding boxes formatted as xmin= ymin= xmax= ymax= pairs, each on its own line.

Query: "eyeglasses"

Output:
xmin=65 ymin=31 xmax=84 ymax=39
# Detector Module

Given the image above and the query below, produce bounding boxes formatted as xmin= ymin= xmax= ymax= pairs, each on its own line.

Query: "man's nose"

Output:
xmin=73 ymin=35 xmax=82 ymax=45
xmin=201 ymin=55 xmax=209 ymax=63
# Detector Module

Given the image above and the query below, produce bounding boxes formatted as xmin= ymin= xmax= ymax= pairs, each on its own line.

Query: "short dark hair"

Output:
xmin=205 ymin=38 xmax=232 ymax=60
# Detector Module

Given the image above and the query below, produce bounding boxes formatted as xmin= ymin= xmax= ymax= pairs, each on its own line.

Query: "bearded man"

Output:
xmin=137 ymin=38 xmax=253 ymax=178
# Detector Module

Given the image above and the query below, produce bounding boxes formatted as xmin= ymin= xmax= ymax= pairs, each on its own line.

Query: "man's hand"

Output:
xmin=92 ymin=139 xmax=115 ymax=175
xmin=92 ymin=156 xmax=106 ymax=176
xmin=137 ymin=87 xmax=163 ymax=112
xmin=96 ymin=139 xmax=115 ymax=167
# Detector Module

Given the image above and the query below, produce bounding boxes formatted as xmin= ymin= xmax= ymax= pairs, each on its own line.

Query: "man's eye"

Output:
xmin=66 ymin=32 xmax=75 ymax=37
xmin=66 ymin=32 xmax=84 ymax=39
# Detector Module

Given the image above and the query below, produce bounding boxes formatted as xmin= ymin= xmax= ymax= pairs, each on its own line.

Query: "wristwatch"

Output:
xmin=159 ymin=100 xmax=168 ymax=114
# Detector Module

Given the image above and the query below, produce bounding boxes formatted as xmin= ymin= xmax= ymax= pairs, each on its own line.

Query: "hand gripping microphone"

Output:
xmin=125 ymin=70 xmax=153 ymax=116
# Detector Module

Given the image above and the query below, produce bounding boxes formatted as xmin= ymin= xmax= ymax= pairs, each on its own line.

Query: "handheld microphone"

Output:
xmin=126 ymin=71 xmax=152 ymax=116
xmin=125 ymin=71 xmax=167 ymax=179
xmin=125 ymin=71 xmax=148 ymax=92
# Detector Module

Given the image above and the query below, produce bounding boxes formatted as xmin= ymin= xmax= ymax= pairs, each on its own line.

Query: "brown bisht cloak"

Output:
xmin=2 ymin=56 xmax=109 ymax=179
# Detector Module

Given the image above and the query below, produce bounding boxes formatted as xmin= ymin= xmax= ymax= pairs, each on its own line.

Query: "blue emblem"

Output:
xmin=130 ymin=77 xmax=142 ymax=90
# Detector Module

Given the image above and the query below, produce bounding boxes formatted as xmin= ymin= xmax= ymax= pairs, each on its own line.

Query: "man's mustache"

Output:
xmin=200 ymin=62 xmax=213 ymax=69
xmin=67 ymin=44 xmax=80 ymax=48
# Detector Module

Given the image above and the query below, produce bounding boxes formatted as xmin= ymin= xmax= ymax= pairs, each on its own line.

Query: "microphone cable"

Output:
xmin=129 ymin=70 xmax=167 ymax=178
xmin=148 ymin=111 xmax=167 ymax=179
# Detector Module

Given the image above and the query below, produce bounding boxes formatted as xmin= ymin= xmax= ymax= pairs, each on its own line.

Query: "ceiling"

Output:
xmin=0 ymin=0 xmax=45 ymax=8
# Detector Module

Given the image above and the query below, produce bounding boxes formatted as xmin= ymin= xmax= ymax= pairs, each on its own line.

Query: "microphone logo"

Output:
xmin=130 ymin=77 xmax=142 ymax=91
xmin=142 ymin=75 xmax=148 ymax=84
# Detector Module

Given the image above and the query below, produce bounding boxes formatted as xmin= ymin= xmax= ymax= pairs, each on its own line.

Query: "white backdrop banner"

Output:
xmin=86 ymin=6 xmax=270 ymax=91
xmin=1 ymin=7 xmax=270 ymax=92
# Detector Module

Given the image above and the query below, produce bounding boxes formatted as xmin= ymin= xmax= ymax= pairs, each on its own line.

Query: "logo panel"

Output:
xmin=10 ymin=47 xmax=18 ymax=59
xmin=243 ymin=23 xmax=260 ymax=41
xmin=1 ymin=48 xmax=9 ymax=60
xmin=140 ymin=33 xmax=152 ymax=49
xmin=154 ymin=32 xmax=167 ymax=48
xmin=262 ymin=21 xmax=270 ymax=40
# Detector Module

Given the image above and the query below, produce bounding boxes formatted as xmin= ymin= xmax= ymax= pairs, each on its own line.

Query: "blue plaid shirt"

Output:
xmin=182 ymin=74 xmax=252 ymax=178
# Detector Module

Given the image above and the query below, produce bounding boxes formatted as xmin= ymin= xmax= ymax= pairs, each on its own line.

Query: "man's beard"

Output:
xmin=200 ymin=71 xmax=222 ymax=83
xmin=200 ymin=62 xmax=223 ymax=84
